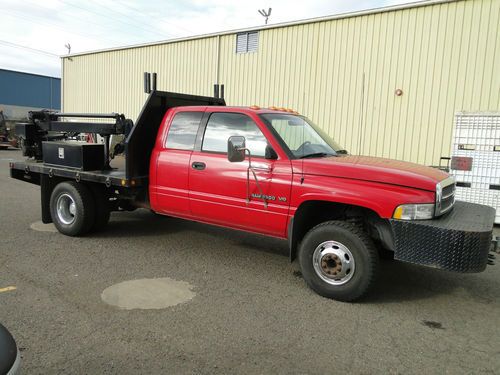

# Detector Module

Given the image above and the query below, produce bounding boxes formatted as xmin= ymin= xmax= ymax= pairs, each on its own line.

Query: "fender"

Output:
xmin=290 ymin=175 xmax=435 ymax=219
xmin=287 ymin=175 xmax=435 ymax=260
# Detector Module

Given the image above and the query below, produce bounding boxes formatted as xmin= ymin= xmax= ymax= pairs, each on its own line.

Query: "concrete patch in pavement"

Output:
xmin=101 ymin=277 xmax=196 ymax=310
xmin=30 ymin=221 xmax=58 ymax=232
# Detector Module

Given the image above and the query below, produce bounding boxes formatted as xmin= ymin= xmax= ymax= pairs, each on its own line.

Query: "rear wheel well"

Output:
xmin=289 ymin=201 xmax=393 ymax=261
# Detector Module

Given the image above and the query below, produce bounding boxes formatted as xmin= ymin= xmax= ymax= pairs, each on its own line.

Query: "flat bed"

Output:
xmin=9 ymin=156 xmax=143 ymax=188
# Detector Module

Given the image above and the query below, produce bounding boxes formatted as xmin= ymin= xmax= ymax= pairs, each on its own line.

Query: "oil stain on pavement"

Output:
xmin=421 ymin=320 xmax=445 ymax=330
xmin=101 ymin=277 xmax=196 ymax=310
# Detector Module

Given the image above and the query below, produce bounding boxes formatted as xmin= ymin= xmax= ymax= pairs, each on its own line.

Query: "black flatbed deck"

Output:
xmin=10 ymin=156 xmax=145 ymax=188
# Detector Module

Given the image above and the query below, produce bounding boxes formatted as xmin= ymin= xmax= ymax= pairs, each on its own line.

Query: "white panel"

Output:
xmin=450 ymin=112 xmax=500 ymax=223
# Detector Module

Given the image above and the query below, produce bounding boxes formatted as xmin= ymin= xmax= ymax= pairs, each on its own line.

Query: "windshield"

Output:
xmin=259 ymin=113 xmax=347 ymax=158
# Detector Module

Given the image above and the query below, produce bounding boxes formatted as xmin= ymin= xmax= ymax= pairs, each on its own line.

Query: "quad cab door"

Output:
xmin=188 ymin=110 xmax=292 ymax=238
xmin=152 ymin=109 xmax=205 ymax=216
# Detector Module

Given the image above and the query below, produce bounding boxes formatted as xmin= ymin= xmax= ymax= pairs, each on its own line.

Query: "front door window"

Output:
xmin=202 ymin=112 xmax=268 ymax=157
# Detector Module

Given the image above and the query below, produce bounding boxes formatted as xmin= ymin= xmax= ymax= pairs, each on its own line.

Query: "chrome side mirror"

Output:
xmin=227 ymin=136 xmax=246 ymax=162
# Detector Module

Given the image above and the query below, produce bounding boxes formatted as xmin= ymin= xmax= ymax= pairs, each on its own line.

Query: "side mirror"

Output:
xmin=265 ymin=145 xmax=278 ymax=160
xmin=227 ymin=136 xmax=246 ymax=162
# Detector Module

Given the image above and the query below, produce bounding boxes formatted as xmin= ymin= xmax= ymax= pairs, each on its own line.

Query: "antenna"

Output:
xmin=64 ymin=43 xmax=71 ymax=54
xmin=258 ymin=8 xmax=272 ymax=25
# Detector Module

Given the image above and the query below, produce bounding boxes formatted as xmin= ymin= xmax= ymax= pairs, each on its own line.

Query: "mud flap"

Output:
xmin=40 ymin=174 xmax=54 ymax=224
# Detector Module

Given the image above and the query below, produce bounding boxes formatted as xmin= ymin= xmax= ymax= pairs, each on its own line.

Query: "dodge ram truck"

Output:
xmin=10 ymin=91 xmax=496 ymax=301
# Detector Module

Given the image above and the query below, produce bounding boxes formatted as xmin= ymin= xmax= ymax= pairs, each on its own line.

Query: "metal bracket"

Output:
xmin=240 ymin=148 xmax=268 ymax=209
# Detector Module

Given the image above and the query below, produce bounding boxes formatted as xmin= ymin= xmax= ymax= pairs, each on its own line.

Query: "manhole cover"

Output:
xmin=30 ymin=221 xmax=58 ymax=232
xmin=101 ymin=277 xmax=196 ymax=310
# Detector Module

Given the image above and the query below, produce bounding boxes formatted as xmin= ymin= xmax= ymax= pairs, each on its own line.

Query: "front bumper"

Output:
xmin=390 ymin=201 xmax=495 ymax=272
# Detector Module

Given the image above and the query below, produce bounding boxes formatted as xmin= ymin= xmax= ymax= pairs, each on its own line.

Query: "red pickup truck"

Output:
xmin=10 ymin=91 xmax=496 ymax=301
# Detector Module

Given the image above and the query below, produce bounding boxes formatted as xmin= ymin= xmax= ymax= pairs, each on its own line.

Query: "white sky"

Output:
xmin=0 ymin=0 xmax=414 ymax=77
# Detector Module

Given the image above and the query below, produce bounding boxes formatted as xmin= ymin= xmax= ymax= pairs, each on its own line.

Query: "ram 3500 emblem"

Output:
xmin=251 ymin=193 xmax=287 ymax=202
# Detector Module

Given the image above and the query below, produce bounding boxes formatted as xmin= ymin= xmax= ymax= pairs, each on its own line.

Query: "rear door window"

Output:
xmin=165 ymin=112 xmax=203 ymax=150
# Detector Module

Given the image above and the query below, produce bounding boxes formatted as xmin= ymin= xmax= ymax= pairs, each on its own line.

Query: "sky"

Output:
xmin=0 ymin=0 xmax=415 ymax=78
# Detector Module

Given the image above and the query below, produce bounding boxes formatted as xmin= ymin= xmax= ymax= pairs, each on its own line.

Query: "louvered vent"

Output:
xmin=236 ymin=32 xmax=258 ymax=53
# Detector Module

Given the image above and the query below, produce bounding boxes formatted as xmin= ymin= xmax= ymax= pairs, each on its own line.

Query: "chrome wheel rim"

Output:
xmin=56 ymin=193 xmax=76 ymax=225
xmin=312 ymin=240 xmax=355 ymax=285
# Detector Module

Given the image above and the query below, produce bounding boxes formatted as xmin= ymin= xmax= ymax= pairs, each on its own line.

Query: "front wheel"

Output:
xmin=50 ymin=181 xmax=96 ymax=236
xmin=298 ymin=221 xmax=379 ymax=302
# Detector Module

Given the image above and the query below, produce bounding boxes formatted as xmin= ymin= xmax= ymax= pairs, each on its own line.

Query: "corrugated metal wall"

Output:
xmin=63 ymin=37 xmax=218 ymax=115
xmin=0 ymin=69 xmax=60 ymax=109
xmin=62 ymin=0 xmax=500 ymax=166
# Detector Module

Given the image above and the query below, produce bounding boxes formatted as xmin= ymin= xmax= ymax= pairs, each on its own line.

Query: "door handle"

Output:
xmin=252 ymin=166 xmax=272 ymax=173
xmin=191 ymin=161 xmax=206 ymax=170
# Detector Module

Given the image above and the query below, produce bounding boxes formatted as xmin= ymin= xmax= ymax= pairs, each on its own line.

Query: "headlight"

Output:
xmin=393 ymin=203 xmax=435 ymax=220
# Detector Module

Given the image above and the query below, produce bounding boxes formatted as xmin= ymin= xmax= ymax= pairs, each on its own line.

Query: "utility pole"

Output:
xmin=258 ymin=8 xmax=272 ymax=25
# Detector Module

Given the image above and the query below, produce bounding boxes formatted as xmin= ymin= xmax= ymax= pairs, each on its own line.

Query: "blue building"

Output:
xmin=0 ymin=69 xmax=60 ymax=121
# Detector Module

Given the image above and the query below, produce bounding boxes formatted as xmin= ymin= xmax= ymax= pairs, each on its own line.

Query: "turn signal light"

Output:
xmin=393 ymin=206 xmax=403 ymax=219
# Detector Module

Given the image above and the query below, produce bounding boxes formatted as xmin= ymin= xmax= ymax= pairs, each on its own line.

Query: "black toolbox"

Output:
xmin=42 ymin=141 xmax=105 ymax=170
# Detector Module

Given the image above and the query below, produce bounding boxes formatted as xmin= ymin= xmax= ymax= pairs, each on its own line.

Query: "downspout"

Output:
xmin=216 ymin=35 xmax=221 ymax=85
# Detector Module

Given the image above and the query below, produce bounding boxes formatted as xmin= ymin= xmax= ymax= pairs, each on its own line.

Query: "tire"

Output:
xmin=298 ymin=221 xmax=379 ymax=302
xmin=89 ymin=186 xmax=110 ymax=232
xmin=50 ymin=181 xmax=96 ymax=236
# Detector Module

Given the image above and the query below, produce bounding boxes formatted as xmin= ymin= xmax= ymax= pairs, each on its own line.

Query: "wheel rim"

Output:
xmin=312 ymin=240 xmax=356 ymax=285
xmin=56 ymin=193 xmax=77 ymax=225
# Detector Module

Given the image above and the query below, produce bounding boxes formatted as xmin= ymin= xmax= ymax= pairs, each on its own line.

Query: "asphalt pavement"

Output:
xmin=1 ymin=149 xmax=499 ymax=374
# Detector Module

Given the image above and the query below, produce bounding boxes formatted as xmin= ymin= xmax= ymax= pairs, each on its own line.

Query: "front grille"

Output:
xmin=436 ymin=177 xmax=456 ymax=216
xmin=441 ymin=192 xmax=455 ymax=213
xmin=442 ymin=184 xmax=455 ymax=198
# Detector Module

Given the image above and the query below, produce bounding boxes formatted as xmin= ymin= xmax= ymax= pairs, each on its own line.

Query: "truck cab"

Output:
xmin=150 ymin=106 xmax=294 ymax=237
xmin=10 ymin=91 xmax=496 ymax=302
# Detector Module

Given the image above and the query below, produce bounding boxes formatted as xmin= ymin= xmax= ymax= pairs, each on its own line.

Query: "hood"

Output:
xmin=297 ymin=155 xmax=449 ymax=191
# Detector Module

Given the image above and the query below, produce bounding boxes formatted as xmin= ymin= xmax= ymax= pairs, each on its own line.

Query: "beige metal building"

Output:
xmin=61 ymin=0 xmax=499 ymax=166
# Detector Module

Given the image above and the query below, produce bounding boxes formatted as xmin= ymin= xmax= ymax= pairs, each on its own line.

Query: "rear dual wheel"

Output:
xmin=298 ymin=221 xmax=379 ymax=302
xmin=50 ymin=181 xmax=110 ymax=236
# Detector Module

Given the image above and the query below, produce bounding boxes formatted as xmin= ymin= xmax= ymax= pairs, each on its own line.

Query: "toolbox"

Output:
xmin=42 ymin=141 xmax=105 ymax=170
